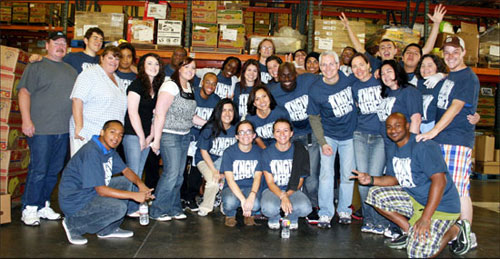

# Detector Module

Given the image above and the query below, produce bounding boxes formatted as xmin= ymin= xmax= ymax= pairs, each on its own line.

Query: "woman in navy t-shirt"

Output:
xmin=233 ymin=59 xmax=262 ymax=119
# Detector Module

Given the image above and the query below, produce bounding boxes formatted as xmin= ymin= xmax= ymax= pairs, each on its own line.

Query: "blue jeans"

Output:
xmin=292 ymin=133 xmax=320 ymax=207
xmin=65 ymin=176 xmax=129 ymax=236
xmin=122 ymin=134 xmax=150 ymax=213
xmin=222 ymin=186 xmax=260 ymax=217
xmin=353 ymin=131 xmax=388 ymax=226
xmin=318 ymin=137 xmax=355 ymax=218
xmin=261 ymin=189 xmax=312 ymax=224
xmin=22 ymin=134 xmax=68 ymax=209
xmin=150 ymin=133 xmax=190 ymax=218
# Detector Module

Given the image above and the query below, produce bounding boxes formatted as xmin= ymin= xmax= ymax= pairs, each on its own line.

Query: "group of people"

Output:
xmin=17 ymin=4 xmax=478 ymax=257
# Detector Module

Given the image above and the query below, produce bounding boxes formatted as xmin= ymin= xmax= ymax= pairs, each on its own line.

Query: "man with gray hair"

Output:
xmin=307 ymin=51 xmax=358 ymax=228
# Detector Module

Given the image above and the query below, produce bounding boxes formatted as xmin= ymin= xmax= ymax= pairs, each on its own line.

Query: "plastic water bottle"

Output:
xmin=139 ymin=202 xmax=149 ymax=226
xmin=281 ymin=215 xmax=290 ymax=239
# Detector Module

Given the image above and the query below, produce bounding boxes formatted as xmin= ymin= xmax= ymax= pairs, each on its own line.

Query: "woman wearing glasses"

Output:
xmin=220 ymin=120 xmax=263 ymax=227
xmin=195 ymin=99 xmax=239 ymax=217
xmin=256 ymin=39 xmax=275 ymax=84
xmin=149 ymin=57 xmax=206 ymax=221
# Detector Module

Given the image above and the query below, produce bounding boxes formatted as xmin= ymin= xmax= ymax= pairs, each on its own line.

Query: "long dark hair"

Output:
xmin=246 ymin=85 xmax=277 ymax=116
xmin=200 ymin=98 xmax=239 ymax=139
xmin=221 ymin=56 xmax=242 ymax=77
xmin=171 ymin=57 xmax=195 ymax=93
xmin=414 ymin=54 xmax=447 ymax=80
xmin=239 ymin=59 xmax=262 ymax=93
xmin=379 ymin=60 xmax=408 ymax=98
xmin=137 ymin=53 xmax=165 ymax=99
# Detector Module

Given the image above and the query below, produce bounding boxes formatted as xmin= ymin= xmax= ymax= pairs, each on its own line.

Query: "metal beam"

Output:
xmin=185 ymin=0 xmax=191 ymax=48
xmin=307 ymin=0 xmax=313 ymax=53
xmin=410 ymin=0 xmax=422 ymax=29
xmin=424 ymin=0 xmax=429 ymax=41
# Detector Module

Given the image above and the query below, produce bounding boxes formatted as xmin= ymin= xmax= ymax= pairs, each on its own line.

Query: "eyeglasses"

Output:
xmin=261 ymin=46 xmax=273 ymax=51
xmin=238 ymin=130 xmax=254 ymax=136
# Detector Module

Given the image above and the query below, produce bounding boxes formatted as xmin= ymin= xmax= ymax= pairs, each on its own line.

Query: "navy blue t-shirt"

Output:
xmin=259 ymin=63 xmax=272 ymax=84
xmin=416 ymin=79 xmax=445 ymax=124
xmin=190 ymin=86 xmax=221 ymax=139
xmin=221 ymin=143 xmax=263 ymax=189
xmin=271 ymin=73 xmax=319 ymax=136
xmin=365 ymin=52 xmax=382 ymax=72
xmin=408 ymin=73 xmax=418 ymax=87
xmin=434 ymin=68 xmax=479 ymax=149
xmin=164 ymin=64 xmax=175 ymax=77
xmin=116 ymin=70 xmax=137 ymax=90
xmin=377 ymin=85 xmax=423 ymax=131
xmin=58 ymin=136 xmax=127 ymax=217
xmin=233 ymin=82 xmax=253 ymax=118
xmin=215 ymin=72 xmax=235 ymax=99
xmin=386 ymin=134 xmax=460 ymax=214
xmin=352 ymin=76 xmax=383 ymax=135
xmin=195 ymin=124 xmax=237 ymax=164
xmin=266 ymin=79 xmax=280 ymax=91
xmin=246 ymin=106 xmax=291 ymax=146
xmin=63 ymin=52 xmax=99 ymax=74
xmin=262 ymin=144 xmax=306 ymax=191
xmin=307 ymin=73 xmax=358 ymax=140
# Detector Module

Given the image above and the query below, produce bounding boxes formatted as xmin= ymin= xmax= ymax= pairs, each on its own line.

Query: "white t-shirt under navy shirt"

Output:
xmin=63 ymin=52 xmax=99 ymax=74
xmin=307 ymin=73 xmax=358 ymax=140
xmin=246 ymin=106 xmax=291 ymax=146
xmin=385 ymin=134 xmax=460 ymax=214
xmin=195 ymin=124 xmax=237 ymax=164
xmin=116 ymin=70 xmax=137 ymax=90
xmin=271 ymin=73 xmax=319 ymax=137
xmin=58 ymin=136 xmax=127 ymax=217
xmin=220 ymin=143 xmax=263 ymax=189
xmin=434 ymin=67 xmax=479 ymax=149
xmin=352 ymin=76 xmax=383 ymax=135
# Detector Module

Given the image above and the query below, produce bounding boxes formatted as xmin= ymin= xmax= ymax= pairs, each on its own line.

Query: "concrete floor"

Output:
xmin=1 ymin=179 xmax=499 ymax=258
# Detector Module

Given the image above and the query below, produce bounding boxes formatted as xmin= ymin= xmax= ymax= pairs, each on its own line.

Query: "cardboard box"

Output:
xmin=0 ymin=72 xmax=22 ymax=99
xmin=74 ymin=12 xmax=126 ymax=41
xmin=457 ymin=22 xmax=479 ymax=65
xmin=192 ymin=23 xmax=218 ymax=47
xmin=218 ymin=24 xmax=245 ymax=48
xmin=475 ymin=135 xmax=495 ymax=162
xmin=0 ymin=172 xmax=27 ymax=198
xmin=495 ymin=149 xmax=500 ymax=162
xmin=474 ymin=161 xmax=500 ymax=175
xmin=314 ymin=19 xmax=365 ymax=54
xmin=192 ymin=1 xmax=217 ymax=11
xmin=0 ymin=45 xmax=29 ymax=76
xmin=127 ymin=19 xmax=155 ymax=44
xmin=249 ymin=36 xmax=304 ymax=54
xmin=157 ymin=20 xmax=183 ymax=46
xmin=217 ymin=10 xmax=242 ymax=24
xmin=0 ymin=98 xmax=22 ymax=125
xmin=0 ymin=149 xmax=30 ymax=176
xmin=192 ymin=10 xmax=217 ymax=24
xmin=0 ymin=123 xmax=27 ymax=151
xmin=0 ymin=193 xmax=11 ymax=224
xmin=0 ymin=5 xmax=12 ymax=22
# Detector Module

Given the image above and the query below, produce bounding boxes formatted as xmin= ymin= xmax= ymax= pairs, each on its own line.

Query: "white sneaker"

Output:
xmin=290 ymin=222 xmax=299 ymax=230
xmin=470 ymin=232 xmax=478 ymax=249
xmin=268 ymin=221 xmax=280 ymax=230
xmin=127 ymin=211 xmax=141 ymax=218
xmin=97 ymin=228 xmax=134 ymax=238
xmin=22 ymin=206 xmax=40 ymax=226
xmin=150 ymin=214 xmax=172 ymax=221
xmin=173 ymin=213 xmax=187 ymax=220
xmin=37 ymin=201 xmax=61 ymax=220
xmin=197 ymin=210 xmax=208 ymax=217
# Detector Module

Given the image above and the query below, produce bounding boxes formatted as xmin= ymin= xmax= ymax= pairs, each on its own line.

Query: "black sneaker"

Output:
xmin=387 ymin=234 xmax=407 ymax=249
xmin=306 ymin=207 xmax=319 ymax=225
xmin=450 ymin=220 xmax=471 ymax=255
xmin=181 ymin=200 xmax=187 ymax=211
xmin=185 ymin=200 xmax=199 ymax=212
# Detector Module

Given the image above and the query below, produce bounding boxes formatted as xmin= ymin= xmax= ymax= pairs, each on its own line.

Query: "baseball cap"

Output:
xmin=48 ymin=31 xmax=67 ymax=41
xmin=441 ymin=36 xmax=465 ymax=50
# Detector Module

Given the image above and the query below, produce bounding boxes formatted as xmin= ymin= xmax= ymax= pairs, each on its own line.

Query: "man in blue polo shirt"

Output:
xmin=59 ymin=120 xmax=154 ymax=245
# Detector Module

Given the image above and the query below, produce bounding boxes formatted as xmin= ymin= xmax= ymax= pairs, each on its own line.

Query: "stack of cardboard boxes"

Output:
xmin=11 ymin=2 xmax=28 ymax=24
xmin=314 ymin=19 xmax=365 ymax=55
xmin=29 ymin=3 xmax=50 ymax=24
xmin=477 ymin=85 xmax=496 ymax=127
xmin=0 ymin=2 xmax=12 ymax=23
xmin=474 ymin=134 xmax=499 ymax=175
xmin=192 ymin=1 xmax=218 ymax=48
xmin=0 ymin=46 xmax=30 ymax=223
xmin=217 ymin=8 xmax=245 ymax=50
xmin=74 ymin=11 xmax=126 ymax=41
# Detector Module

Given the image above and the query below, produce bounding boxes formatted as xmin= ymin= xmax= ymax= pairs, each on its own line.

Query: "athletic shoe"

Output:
xmin=350 ymin=205 xmax=363 ymax=221
xmin=338 ymin=212 xmax=352 ymax=224
xmin=387 ymin=234 xmax=408 ymax=249
xmin=213 ymin=191 xmax=222 ymax=207
xmin=22 ymin=206 xmax=40 ymax=226
xmin=150 ymin=214 xmax=172 ymax=221
xmin=173 ymin=213 xmax=187 ymax=220
xmin=97 ymin=228 xmax=134 ymax=238
xmin=181 ymin=199 xmax=187 ymax=211
xmin=361 ymin=223 xmax=374 ymax=233
xmin=185 ymin=200 xmax=199 ymax=212
xmin=62 ymin=219 xmax=87 ymax=245
xmin=38 ymin=201 xmax=62 ymax=220
xmin=290 ymin=222 xmax=299 ymax=230
xmin=268 ymin=221 xmax=280 ymax=230
xmin=197 ymin=210 xmax=208 ymax=217
xmin=450 ymin=219 xmax=471 ymax=255
xmin=254 ymin=213 xmax=268 ymax=221
xmin=372 ymin=225 xmax=385 ymax=235
xmin=384 ymin=226 xmax=402 ymax=239
xmin=225 ymin=216 xmax=237 ymax=227
xmin=317 ymin=215 xmax=331 ymax=229
xmin=306 ymin=207 xmax=319 ymax=225
xmin=219 ymin=202 xmax=225 ymax=216
xmin=470 ymin=232 xmax=478 ymax=250
xmin=127 ymin=211 xmax=141 ymax=218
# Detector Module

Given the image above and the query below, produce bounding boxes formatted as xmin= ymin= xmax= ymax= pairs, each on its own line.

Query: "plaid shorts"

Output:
xmin=440 ymin=144 xmax=472 ymax=197
xmin=366 ymin=186 xmax=458 ymax=258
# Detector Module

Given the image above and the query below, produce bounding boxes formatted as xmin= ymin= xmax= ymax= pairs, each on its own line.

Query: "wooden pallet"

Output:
xmin=190 ymin=46 xmax=243 ymax=54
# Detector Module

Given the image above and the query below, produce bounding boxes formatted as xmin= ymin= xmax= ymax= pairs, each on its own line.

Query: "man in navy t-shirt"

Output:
xmin=307 ymin=51 xmax=357 ymax=228
xmin=416 ymin=36 xmax=479 ymax=237
xmin=352 ymin=113 xmax=471 ymax=257
xmin=63 ymin=27 xmax=104 ymax=74
xmin=164 ymin=47 xmax=187 ymax=77
xmin=58 ymin=120 xmax=154 ymax=245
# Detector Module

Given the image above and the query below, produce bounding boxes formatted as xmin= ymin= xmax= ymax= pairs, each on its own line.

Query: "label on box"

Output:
xmin=222 ymin=29 xmax=237 ymax=41
xmin=111 ymin=13 xmax=124 ymax=26
xmin=318 ymin=38 xmax=333 ymax=50
xmin=157 ymin=36 xmax=181 ymax=46
xmin=147 ymin=3 xmax=167 ymax=19
xmin=158 ymin=20 xmax=182 ymax=33
xmin=83 ymin=25 xmax=99 ymax=36
xmin=490 ymin=45 xmax=500 ymax=56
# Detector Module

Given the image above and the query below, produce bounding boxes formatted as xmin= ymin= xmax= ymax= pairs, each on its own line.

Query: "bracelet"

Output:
xmin=369 ymin=176 xmax=374 ymax=185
